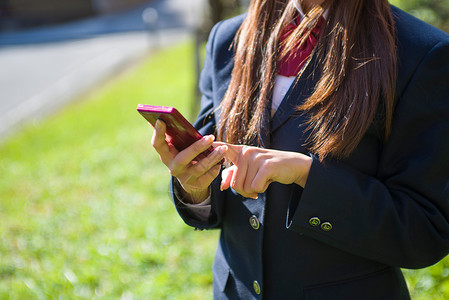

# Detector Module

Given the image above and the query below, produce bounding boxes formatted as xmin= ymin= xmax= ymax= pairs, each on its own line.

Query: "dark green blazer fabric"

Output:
xmin=170 ymin=6 xmax=449 ymax=300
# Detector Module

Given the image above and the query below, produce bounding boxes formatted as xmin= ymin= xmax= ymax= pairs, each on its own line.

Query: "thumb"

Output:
xmin=220 ymin=165 xmax=236 ymax=191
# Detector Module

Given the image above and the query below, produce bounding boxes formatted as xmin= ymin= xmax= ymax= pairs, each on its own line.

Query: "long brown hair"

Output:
xmin=217 ymin=0 xmax=397 ymax=160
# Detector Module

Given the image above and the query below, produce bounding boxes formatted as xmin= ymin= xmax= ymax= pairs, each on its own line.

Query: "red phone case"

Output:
xmin=137 ymin=104 xmax=215 ymax=161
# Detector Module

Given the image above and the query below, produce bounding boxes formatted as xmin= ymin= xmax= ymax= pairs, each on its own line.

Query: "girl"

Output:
xmin=151 ymin=0 xmax=449 ymax=298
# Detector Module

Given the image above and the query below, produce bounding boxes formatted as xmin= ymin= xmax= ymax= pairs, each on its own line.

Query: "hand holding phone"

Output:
xmin=139 ymin=104 xmax=226 ymax=203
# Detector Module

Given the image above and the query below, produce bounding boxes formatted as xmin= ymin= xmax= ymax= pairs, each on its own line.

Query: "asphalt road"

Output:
xmin=0 ymin=0 xmax=206 ymax=139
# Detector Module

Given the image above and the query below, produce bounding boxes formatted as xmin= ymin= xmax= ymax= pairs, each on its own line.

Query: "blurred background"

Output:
xmin=0 ymin=0 xmax=448 ymax=299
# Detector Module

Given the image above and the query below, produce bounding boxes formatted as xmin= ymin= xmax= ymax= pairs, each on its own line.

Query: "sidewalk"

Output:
xmin=0 ymin=0 xmax=206 ymax=139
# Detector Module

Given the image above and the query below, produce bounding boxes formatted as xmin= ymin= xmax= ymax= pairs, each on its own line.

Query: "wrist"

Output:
xmin=182 ymin=188 xmax=211 ymax=204
xmin=295 ymin=155 xmax=312 ymax=188
xmin=175 ymin=178 xmax=210 ymax=204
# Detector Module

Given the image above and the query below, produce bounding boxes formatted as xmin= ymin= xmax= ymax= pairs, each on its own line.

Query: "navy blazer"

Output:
xmin=171 ymin=6 xmax=449 ymax=300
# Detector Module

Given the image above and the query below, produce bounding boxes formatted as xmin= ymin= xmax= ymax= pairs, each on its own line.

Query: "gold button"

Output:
xmin=249 ymin=215 xmax=260 ymax=230
xmin=321 ymin=222 xmax=333 ymax=231
xmin=309 ymin=217 xmax=321 ymax=227
xmin=253 ymin=280 xmax=261 ymax=295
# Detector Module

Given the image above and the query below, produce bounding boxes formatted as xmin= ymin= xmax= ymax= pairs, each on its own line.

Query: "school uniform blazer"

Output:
xmin=170 ymin=5 xmax=449 ymax=300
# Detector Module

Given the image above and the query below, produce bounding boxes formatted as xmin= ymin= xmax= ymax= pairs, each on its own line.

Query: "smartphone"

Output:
xmin=137 ymin=104 xmax=217 ymax=161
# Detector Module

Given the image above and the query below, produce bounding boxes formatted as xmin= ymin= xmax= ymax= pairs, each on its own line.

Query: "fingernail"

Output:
xmin=220 ymin=182 xmax=224 ymax=191
xmin=251 ymin=195 xmax=259 ymax=200
xmin=217 ymin=146 xmax=227 ymax=154
xmin=204 ymin=135 xmax=214 ymax=143
xmin=155 ymin=119 xmax=161 ymax=130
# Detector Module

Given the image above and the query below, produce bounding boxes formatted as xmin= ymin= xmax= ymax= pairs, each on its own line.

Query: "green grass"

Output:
xmin=0 ymin=43 xmax=217 ymax=299
xmin=2 ymin=39 xmax=449 ymax=299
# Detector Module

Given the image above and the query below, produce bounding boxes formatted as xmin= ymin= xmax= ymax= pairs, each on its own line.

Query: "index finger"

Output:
xmin=213 ymin=142 xmax=243 ymax=165
xmin=172 ymin=134 xmax=216 ymax=169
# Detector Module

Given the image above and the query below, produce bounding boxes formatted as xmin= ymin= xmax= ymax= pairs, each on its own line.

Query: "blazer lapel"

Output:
xmin=271 ymin=54 xmax=320 ymax=133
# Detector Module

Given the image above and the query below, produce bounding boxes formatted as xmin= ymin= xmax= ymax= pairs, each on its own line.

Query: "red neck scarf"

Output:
xmin=277 ymin=15 xmax=324 ymax=77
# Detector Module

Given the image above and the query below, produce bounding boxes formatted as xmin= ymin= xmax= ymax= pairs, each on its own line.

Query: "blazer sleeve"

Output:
xmin=287 ymin=38 xmax=449 ymax=269
xmin=169 ymin=21 xmax=227 ymax=230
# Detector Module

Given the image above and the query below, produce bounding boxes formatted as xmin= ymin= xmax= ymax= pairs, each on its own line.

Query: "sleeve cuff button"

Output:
xmin=309 ymin=217 xmax=321 ymax=227
xmin=321 ymin=222 xmax=333 ymax=231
